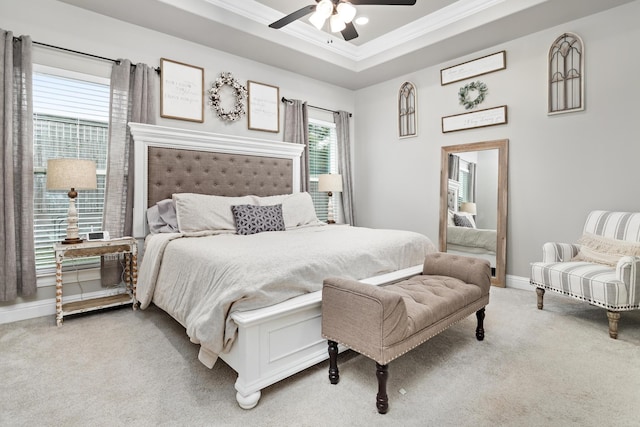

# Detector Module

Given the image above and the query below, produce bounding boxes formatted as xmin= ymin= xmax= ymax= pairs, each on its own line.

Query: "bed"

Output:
xmin=130 ymin=123 xmax=435 ymax=409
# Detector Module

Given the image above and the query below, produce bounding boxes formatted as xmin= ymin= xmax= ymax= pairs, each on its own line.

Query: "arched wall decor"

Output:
xmin=398 ymin=81 xmax=417 ymax=138
xmin=548 ymin=32 xmax=584 ymax=114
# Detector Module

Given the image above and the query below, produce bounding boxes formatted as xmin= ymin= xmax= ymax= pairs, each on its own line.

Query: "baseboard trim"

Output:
xmin=0 ymin=289 xmax=127 ymax=325
xmin=506 ymin=274 xmax=531 ymax=291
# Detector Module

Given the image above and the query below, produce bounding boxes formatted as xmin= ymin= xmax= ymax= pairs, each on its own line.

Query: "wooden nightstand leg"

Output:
xmin=124 ymin=253 xmax=131 ymax=292
xmin=55 ymin=256 xmax=63 ymax=326
xmin=131 ymin=249 xmax=138 ymax=309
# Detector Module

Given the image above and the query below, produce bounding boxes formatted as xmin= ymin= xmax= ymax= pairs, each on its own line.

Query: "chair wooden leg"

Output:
xmin=376 ymin=363 xmax=389 ymax=414
xmin=328 ymin=340 xmax=340 ymax=384
xmin=475 ymin=308 xmax=485 ymax=341
xmin=536 ymin=288 xmax=545 ymax=310
xmin=607 ymin=311 xmax=620 ymax=339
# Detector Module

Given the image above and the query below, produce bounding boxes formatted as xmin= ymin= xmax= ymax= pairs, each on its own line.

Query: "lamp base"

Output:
xmin=61 ymin=237 xmax=84 ymax=245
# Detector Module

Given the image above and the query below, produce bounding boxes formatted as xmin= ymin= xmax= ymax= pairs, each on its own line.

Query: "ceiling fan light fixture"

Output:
xmin=336 ymin=2 xmax=356 ymax=23
xmin=316 ymin=0 xmax=334 ymax=19
xmin=308 ymin=11 xmax=327 ymax=30
xmin=329 ymin=14 xmax=346 ymax=32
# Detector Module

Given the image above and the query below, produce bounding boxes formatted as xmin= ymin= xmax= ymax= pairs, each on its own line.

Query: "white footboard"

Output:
xmin=219 ymin=264 xmax=424 ymax=409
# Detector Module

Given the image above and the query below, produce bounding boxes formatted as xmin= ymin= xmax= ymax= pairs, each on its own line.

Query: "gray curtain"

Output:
xmin=448 ymin=154 xmax=460 ymax=181
xmin=468 ymin=162 xmax=477 ymax=202
xmin=333 ymin=111 xmax=355 ymax=225
xmin=102 ymin=59 xmax=156 ymax=285
xmin=0 ymin=30 xmax=36 ymax=301
xmin=283 ymin=99 xmax=309 ymax=192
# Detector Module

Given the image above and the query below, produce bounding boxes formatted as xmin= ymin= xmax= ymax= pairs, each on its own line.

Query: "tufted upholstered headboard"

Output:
xmin=129 ymin=123 xmax=304 ymax=238
xmin=147 ymin=147 xmax=294 ymax=206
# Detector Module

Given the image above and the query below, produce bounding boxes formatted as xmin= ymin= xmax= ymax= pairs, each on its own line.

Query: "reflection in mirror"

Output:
xmin=439 ymin=140 xmax=508 ymax=287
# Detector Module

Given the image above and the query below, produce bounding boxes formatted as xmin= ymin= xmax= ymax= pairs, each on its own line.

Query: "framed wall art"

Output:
xmin=247 ymin=80 xmax=279 ymax=132
xmin=442 ymin=105 xmax=508 ymax=133
xmin=160 ymin=58 xmax=204 ymax=123
xmin=440 ymin=51 xmax=506 ymax=86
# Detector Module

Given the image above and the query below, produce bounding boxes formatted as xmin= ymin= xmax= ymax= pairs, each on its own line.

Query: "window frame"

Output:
xmin=308 ymin=117 xmax=342 ymax=223
xmin=32 ymin=65 xmax=110 ymax=284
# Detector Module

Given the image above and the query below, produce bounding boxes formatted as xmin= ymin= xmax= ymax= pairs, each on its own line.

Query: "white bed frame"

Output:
xmin=129 ymin=123 xmax=422 ymax=409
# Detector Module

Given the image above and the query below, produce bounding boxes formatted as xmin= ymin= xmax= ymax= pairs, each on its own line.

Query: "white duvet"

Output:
xmin=137 ymin=224 xmax=434 ymax=363
xmin=447 ymin=225 xmax=496 ymax=253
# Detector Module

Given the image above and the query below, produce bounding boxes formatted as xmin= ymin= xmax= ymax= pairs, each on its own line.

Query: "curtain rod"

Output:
xmin=281 ymin=96 xmax=352 ymax=117
xmin=21 ymin=39 xmax=160 ymax=73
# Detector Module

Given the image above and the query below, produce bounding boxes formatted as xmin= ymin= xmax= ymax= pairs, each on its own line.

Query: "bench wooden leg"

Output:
xmin=376 ymin=363 xmax=389 ymax=414
xmin=475 ymin=308 xmax=485 ymax=341
xmin=536 ymin=287 xmax=545 ymax=309
xmin=327 ymin=340 xmax=340 ymax=384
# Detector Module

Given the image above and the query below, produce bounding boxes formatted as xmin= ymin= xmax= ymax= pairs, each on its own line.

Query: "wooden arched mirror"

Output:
xmin=439 ymin=139 xmax=508 ymax=287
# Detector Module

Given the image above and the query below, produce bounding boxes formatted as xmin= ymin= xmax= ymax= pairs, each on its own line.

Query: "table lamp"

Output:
xmin=460 ymin=202 xmax=477 ymax=216
xmin=318 ymin=173 xmax=343 ymax=224
xmin=46 ymin=158 xmax=97 ymax=244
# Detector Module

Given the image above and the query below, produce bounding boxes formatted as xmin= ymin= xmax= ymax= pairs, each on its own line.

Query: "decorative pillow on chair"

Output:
xmin=572 ymin=233 xmax=640 ymax=266
xmin=232 ymin=204 xmax=286 ymax=235
xmin=454 ymin=213 xmax=476 ymax=228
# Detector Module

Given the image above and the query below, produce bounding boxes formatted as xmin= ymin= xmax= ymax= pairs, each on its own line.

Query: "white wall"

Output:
xmin=354 ymin=1 xmax=640 ymax=279
xmin=0 ymin=0 xmax=355 ymax=314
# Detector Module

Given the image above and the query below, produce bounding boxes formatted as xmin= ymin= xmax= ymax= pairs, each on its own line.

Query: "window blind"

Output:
xmin=308 ymin=119 xmax=340 ymax=222
xmin=33 ymin=71 xmax=110 ymax=273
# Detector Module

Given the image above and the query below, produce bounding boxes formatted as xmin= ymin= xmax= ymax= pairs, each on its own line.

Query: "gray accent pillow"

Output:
xmin=231 ymin=204 xmax=286 ymax=235
xmin=454 ymin=213 xmax=475 ymax=228
xmin=147 ymin=199 xmax=179 ymax=233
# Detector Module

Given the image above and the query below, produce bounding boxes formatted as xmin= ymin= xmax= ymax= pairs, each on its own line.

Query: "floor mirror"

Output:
xmin=439 ymin=139 xmax=508 ymax=287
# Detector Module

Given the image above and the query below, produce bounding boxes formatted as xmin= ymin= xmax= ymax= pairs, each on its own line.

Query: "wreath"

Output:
xmin=208 ymin=72 xmax=247 ymax=121
xmin=458 ymin=80 xmax=488 ymax=110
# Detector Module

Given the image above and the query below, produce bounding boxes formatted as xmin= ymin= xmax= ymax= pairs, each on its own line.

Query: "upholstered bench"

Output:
xmin=321 ymin=252 xmax=491 ymax=414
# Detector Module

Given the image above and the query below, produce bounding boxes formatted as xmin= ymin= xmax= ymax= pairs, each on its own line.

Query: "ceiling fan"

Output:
xmin=268 ymin=0 xmax=417 ymax=41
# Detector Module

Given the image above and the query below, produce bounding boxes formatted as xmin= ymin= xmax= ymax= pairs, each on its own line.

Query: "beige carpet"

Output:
xmin=1 ymin=287 xmax=639 ymax=427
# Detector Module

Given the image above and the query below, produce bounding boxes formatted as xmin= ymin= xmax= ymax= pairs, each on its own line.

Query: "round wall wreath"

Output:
xmin=458 ymin=80 xmax=488 ymax=110
xmin=208 ymin=72 xmax=247 ymax=121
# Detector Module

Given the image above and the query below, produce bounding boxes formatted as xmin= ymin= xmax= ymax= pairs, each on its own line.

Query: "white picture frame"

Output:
xmin=442 ymin=105 xmax=508 ymax=133
xmin=248 ymin=81 xmax=279 ymax=133
xmin=160 ymin=58 xmax=204 ymax=123
xmin=441 ymin=51 xmax=506 ymax=86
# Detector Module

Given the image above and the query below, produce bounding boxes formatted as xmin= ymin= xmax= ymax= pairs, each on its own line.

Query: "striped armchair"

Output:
xmin=530 ymin=211 xmax=640 ymax=339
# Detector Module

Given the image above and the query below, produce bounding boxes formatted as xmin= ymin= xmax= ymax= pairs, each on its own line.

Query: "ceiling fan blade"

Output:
xmin=269 ymin=5 xmax=317 ymax=29
xmin=341 ymin=22 xmax=359 ymax=41
xmin=349 ymin=0 xmax=417 ymax=5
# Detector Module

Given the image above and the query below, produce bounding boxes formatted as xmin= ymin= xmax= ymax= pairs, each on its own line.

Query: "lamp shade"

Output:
xmin=46 ymin=159 xmax=97 ymax=190
xmin=460 ymin=202 xmax=477 ymax=215
xmin=318 ymin=174 xmax=343 ymax=192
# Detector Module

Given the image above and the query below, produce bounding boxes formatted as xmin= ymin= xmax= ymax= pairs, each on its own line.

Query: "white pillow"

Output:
xmin=447 ymin=210 xmax=456 ymax=226
xmin=173 ymin=193 xmax=257 ymax=232
xmin=258 ymin=192 xmax=322 ymax=229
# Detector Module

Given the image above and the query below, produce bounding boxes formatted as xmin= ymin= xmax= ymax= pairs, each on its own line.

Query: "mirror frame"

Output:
xmin=439 ymin=139 xmax=509 ymax=287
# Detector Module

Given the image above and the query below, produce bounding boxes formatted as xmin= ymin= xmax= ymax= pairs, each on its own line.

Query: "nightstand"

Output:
xmin=54 ymin=237 xmax=138 ymax=326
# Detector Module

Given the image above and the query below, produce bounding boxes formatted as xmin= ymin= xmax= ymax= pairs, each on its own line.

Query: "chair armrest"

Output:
xmin=321 ymin=277 xmax=408 ymax=353
xmin=422 ymin=252 xmax=491 ymax=292
xmin=616 ymin=256 xmax=640 ymax=286
xmin=542 ymin=242 xmax=580 ymax=262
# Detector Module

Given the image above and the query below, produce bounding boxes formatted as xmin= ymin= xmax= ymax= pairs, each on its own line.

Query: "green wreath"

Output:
xmin=458 ymin=81 xmax=488 ymax=110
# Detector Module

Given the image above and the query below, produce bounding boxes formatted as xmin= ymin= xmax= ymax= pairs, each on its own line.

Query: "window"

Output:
xmin=308 ymin=118 xmax=341 ymax=222
xmin=398 ymin=81 xmax=417 ymax=138
xmin=33 ymin=68 xmax=110 ymax=274
xmin=548 ymin=32 xmax=584 ymax=114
